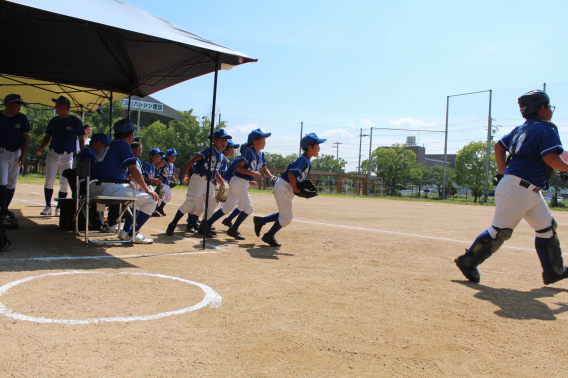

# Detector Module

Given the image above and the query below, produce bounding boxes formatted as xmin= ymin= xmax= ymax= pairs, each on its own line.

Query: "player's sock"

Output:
xmin=207 ymin=209 xmax=226 ymax=227
xmin=44 ymin=188 xmax=53 ymax=207
xmin=535 ymin=236 xmax=555 ymax=274
xmin=226 ymin=208 xmax=241 ymax=221
xmin=156 ymin=202 xmax=166 ymax=212
xmin=6 ymin=189 xmax=15 ymax=210
xmin=172 ymin=210 xmax=184 ymax=226
xmin=262 ymin=212 xmax=279 ymax=224
xmin=129 ymin=212 xmax=151 ymax=236
xmin=122 ymin=213 xmax=134 ymax=234
xmin=0 ymin=185 xmax=7 ymax=214
xmin=266 ymin=220 xmax=282 ymax=236
xmin=56 ymin=191 xmax=68 ymax=208
xmin=230 ymin=212 xmax=249 ymax=231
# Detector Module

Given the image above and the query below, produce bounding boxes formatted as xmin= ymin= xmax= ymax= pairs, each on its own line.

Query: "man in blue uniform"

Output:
xmin=91 ymin=119 xmax=159 ymax=244
xmin=155 ymin=149 xmax=178 ymax=216
xmin=455 ymin=90 xmax=568 ymax=286
xmin=35 ymin=96 xmax=85 ymax=216
xmin=0 ymin=94 xmax=30 ymax=228
xmin=142 ymin=148 xmax=165 ymax=188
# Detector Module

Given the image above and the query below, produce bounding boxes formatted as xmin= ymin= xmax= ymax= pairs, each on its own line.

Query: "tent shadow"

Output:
xmin=453 ymin=280 xmax=568 ymax=321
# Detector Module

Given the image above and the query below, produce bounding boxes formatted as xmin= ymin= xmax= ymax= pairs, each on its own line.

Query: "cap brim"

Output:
xmin=316 ymin=138 xmax=327 ymax=144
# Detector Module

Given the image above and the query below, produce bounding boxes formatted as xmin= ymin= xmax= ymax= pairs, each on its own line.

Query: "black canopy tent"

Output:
xmin=0 ymin=0 xmax=257 ymax=248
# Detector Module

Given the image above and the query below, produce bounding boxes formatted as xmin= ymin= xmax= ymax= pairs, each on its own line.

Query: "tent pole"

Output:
xmin=127 ymin=94 xmax=131 ymax=119
xmin=109 ymin=92 xmax=113 ymax=136
xmin=203 ymin=53 xmax=220 ymax=250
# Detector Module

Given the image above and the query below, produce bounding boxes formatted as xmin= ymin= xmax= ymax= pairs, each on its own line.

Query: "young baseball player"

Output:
xmin=0 ymin=94 xmax=30 ymax=228
xmin=206 ymin=128 xmax=275 ymax=240
xmin=253 ymin=133 xmax=326 ymax=246
xmin=91 ymin=119 xmax=159 ymax=244
xmin=35 ymin=96 xmax=85 ymax=216
xmin=221 ymin=144 xmax=254 ymax=228
xmin=142 ymin=148 xmax=165 ymax=188
xmin=455 ymin=90 xmax=568 ymax=285
xmin=165 ymin=129 xmax=230 ymax=236
xmin=154 ymin=149 xmax=178 ymax=216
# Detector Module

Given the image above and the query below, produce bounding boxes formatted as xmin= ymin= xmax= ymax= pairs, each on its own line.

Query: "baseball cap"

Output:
xmin=3 ymin=94 xmax=26 ymax=105
xmin=90 ymin=133 xmax=111 ymax=145
xmin=52 ymin=95 xmax=71 ymax=109
xmin=113 ymin=119 xmax=137 ymax=135
xmin=247 ymin=128 xmax=271 ymax=146
xmin=300 ymin=133 xmax=327 ymax=150
xmin=240 ymin=144 xmax=249 ymax=154
xmin=133 ymin=136 xmax=140 ymax=142
xmin=212 ymin=129 xmax=232 ymax=140
xmin=226 ymin=140 xmax=240 ymax=149
xmin=166 ymin=148 xmax=179 ymax=156
xmin=149 ymin=148 xmax=165 ymax=156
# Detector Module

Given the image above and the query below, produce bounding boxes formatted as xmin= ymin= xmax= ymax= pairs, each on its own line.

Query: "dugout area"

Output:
xmin=0 ymin=182 xmax=567 ymax=376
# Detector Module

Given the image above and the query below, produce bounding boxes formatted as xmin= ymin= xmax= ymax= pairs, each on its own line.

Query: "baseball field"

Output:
xmin=1 ymin=182 xmax=567 ymax=377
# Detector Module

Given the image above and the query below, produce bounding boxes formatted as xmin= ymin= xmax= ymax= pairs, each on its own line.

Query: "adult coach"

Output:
xmin=0 ymin=94 xmax=30 ymax=228
xmin=455 ymin=90 xmax=568 ymax=285
xmin=91 ymin=119 xmax=159 ymax=244
xmin=35 ymin=96 xmax=85 ymax=216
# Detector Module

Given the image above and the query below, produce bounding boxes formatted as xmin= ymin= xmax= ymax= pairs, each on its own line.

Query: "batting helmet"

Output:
xmin=518 ymin=90 xmax=550 ymax=117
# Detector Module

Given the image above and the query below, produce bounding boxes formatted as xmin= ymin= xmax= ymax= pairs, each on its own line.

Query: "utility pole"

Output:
xmin=299 ymin=122 xmax=303 ymax=156
xmin=136 ymin=99 xmax=141 ymax=137
xmin=358 ymin=129 xmax=369 ymax=173
xmin=543 ymin=83 xmax=546 ymax=92
xmin=332 ymin=142 xmax=343 ymax=160
xmin=483 ymin=89 xmax=493 ymax=203
xmin=218 ymin=113 xmax=222 ymax=127
xmin=366 ymin=127 xmax=373 ymax=196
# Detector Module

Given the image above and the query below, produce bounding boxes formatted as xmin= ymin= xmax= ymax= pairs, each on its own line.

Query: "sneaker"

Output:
xmin=222 ymin=218 xmax=233 ymax=228
xmin=543 ymin=267 xmax=568 ymax=285
xmin=100 ymin=223 xmax=119 ymax=233
xmin=227 ymin=228 xmax=246 ymax=240
xmin=118 ymin=229 xmax=129 ymax=240
xmin=156 ymin=208 xmax=166 ymax=216
xmin=55 ymin=208 xmax=61 ymax=217
xmin=166 ymin=222 xmax=176 ymax=236
xmin=261 ymin=233 xmax=281 ymax=247
xmin=454 ymin=253 xmax=480 ymax=283
xmin=253 ymin=216 xmax=264 ymax=237
xmin=40 ymin=206 xmax=52 ymax=216
xmin=133 ymin=233 xmax=153 ymax=244
xmin=152 ymin=211 xmax=161 ymax=217
xmin=6 ymin=210 xmax=16 ymax=219
xmin=186 ymin=223 xmax=196 ymax=233
xmin=197 ymin=224 xmax=214 ymax=238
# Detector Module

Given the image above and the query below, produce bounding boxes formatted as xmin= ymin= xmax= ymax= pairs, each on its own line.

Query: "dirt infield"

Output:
xmin=0 ymin=183 xmax=567 ymax=377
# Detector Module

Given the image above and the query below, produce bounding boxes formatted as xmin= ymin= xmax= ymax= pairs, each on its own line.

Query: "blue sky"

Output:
xmin=127 ymin=0 xmax=568 ymax=171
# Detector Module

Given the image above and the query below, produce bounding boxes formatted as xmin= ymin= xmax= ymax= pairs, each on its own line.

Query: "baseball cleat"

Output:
xmin=166 ymin=223 xmax=176 ymax=236
xmin=454 ymin=254 xmax=481 ymax=283
xmin=253 ymin=216 xmax=264 ymax=237
xmin=222 ymin=218 xmax=233 ymax=228
xmin=227 ymin=228 xmax=246 ymax=240
xmin=197 ymin=224 xmax=215 ymax=238
xmin=156 ymin=208 xmax=166 ymax=216
xmin=261 ymin=233 xmax=281 ymax=247
xmin=151 ymin=211 xmax=161 ymax=217
xmin=186 ymin=223 xmax=197 ymax=233
xmin=543 ymin=267 xmax=568 ymax=285
xmin=40 ymin=206 xmax=52 ymax=216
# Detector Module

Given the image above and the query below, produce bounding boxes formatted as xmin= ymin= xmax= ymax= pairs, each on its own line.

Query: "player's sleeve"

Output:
xmin=539 ymin=125 xmax=563 ymax=157
xmin=121 ymin=142 xmax=137 ymax=167
xmin=498 ymin=127 xmax=518 ymax=152
xmin=197 ymin=147 xmax=209 ymax=161
xmin=45 ymin=118 xmax=54 ymax=135
xmin=240 ymin=149 xmax=252 ymax=165
xmin=76 ymin=117 xmax=85 ymax=136
xmin=286 ymin=156 xmax=308 ymax=178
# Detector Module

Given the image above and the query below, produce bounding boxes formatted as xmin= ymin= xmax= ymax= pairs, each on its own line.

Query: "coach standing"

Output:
xmin=35 ymin=96 xmax=85 ymax=216
xmin=0 ymin=94 xmax=30 ymax=228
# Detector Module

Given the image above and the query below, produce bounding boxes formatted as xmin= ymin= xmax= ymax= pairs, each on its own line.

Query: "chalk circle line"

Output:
xmin=0 ymin=271 xmax=222 ymax=324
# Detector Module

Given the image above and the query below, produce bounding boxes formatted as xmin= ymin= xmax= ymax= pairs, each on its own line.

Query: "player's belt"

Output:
xmin=0 ymin=147 xmax=19 ymax=152
xmin=50 ymin=148 xmax=72 ymax=154
xmin=518 ymin=179 xmax=541 ymax=192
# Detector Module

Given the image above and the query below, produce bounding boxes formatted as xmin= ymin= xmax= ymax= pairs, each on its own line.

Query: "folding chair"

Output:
xmin=74 ymin=160 xmax=137 ymax=245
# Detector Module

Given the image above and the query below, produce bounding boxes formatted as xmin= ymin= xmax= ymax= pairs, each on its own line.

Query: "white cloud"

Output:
xmin=320 ymin=128 xmax=354 ymax=140
xmin=227 ymin=123 xmax=258 ymax=136
xmin=361 ymin=118 xmax=375 ymax=128
xmin=275 ymin=135 xmax=299 ymax=142
xmin=389 ymin=117 xmax=436 ymax=129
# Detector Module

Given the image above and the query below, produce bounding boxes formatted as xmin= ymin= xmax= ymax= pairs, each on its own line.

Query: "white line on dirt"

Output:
xmin=0 ymin=250 xmax=216 ymax=262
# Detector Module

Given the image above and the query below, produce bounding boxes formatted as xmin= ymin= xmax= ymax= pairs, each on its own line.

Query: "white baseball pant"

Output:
xmin=491 ymin=174 xmax=554 ymax=238
xmin=0 ymin=148 xmax=21 ymax=189
xmin=90 ymin=183 xmax=158 ymax=216
xmin=163 ymin=184 xmax=172 ymax=204
xmin=222 ymin=176 xmax=253 ymax=215
xmin=273 ymin=177 xmax=295 ymax=227
xmin=178 ymin=174 xmax=216 ymax=216
xmin=44 ymin=149 xmax=73 ymax=192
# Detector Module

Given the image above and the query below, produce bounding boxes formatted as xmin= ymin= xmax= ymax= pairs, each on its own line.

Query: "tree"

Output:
xmin=311 ymin=154 xmax=346 ymax=173
xmin=367 ymin=144 xmax=420 ymax=195
xmin=454 ymin=141 xmax=497 ymax=203
xmin=409 ymin=163 xmax=432 ymax=197
xmin=547 ymin=172 xmax=568 ymax=207
xmin=265 ymin=153 xmax=296 ymax=169
xmin=431 ymin=165 xmax=455 ymax=198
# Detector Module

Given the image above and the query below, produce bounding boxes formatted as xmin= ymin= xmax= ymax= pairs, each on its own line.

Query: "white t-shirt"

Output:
xmin=76 ymin=137 xmax=91 ymax=152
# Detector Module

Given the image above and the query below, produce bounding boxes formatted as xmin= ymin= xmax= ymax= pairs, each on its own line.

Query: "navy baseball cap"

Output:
xmin=3 ymin=94 xmax=26 ymax=105
xmin=149 ymin=148 xmax=165 ymax=156
xmin=133 ymin=136 xmax=140 ymax=142
xmin=211 ymin=129 xmax=232 ymax=140
xmin=226 ymin=140 xmax=240 ymax=149
xmin=300 ymin=133 xmax=327 ymax=150
xmin=240 ymin=144 xmax=249 ymax=154
xmin=247 ymin=128 xmax=271 ymax=146
xmin=90 ymin=133 xmax=111 ymax=145
xmin=166 ymin=148 xmax=179 ymax=156
xmin=52 ymin=95 xmax=71 ymax=109
xmin=113 ymin=119 xmax=137 ymax=135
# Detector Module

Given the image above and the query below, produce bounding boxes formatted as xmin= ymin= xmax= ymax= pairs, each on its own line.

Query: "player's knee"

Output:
xmin=492 ymin=226 xmax=513 ymax=242
xmin=243 ymin=204 xmax=253 ymax=215
xmin=44 ymin=180 xmax=55 ymax=189
xmin=279 ymin=214 xmax=293 ymax=227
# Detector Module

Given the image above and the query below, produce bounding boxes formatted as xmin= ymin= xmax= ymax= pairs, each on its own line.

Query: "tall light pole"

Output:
xmin=333 ymin=142 xmax=343 ymax=160
xmin=299 ymin=122 xmax=303 ymax=156
xmin=358 ymin=129 xmax=369 ymax=173
xmin=482 ymin=90 xmax=493 ymax=203
xmin=366 ymin=127 xmax=373 ymax=196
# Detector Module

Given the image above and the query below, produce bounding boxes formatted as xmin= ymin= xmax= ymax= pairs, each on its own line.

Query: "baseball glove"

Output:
xmin=155 ymin=177 xmax=166 ymax=199
xmin=215 ymin=183 xmax=230 ymax=203
xmin=268 ymin=175 xmax=278 ymax=186
xmin=295 ymin=179 xmax=318 ymax=199
xmin=169 ymin=181 xmax=178 ymax=189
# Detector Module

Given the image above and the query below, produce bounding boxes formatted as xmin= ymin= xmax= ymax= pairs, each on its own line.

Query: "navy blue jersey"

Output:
xmin=498 ymin=119 xmax=563 ymax=188
xmin=234 ymin=148 xmax=266 ymax=181
xmin=0 ymin=112 xmax=31 ymax=150
xmin=223 ymin=158 xmax=239 ymax=182
xmin=142 ymin=161 xmax=156 ymax=186
xmin=219 ymin=155 xmax=229 ymax=178
xmin=92 ymin=140 xmax=136 ymax=180
xmin=281 ymin=153 xmax=312 ymax=183
xmin=46 ymin=115 xmax=85 ymax=153
xmin=193 ymin=146 xmax=223 ymax=179
xmin=75 ymin=146 xmax=97 ymax=170
xmin=158 ymin=161 xmax=175 ymax=185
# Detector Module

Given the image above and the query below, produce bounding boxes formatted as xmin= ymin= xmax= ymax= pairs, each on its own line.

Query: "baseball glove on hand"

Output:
xmin=155 ymin=183 xmax=166 ymax=199
xmin=295 ymin=179 xmax=318 ymax=199
xmin=169 ymin=182 xmax=178 ymax=189
xmin=215 ymin=183 xmax=230 ymax=203
xmin=268 ymin=175 xmax=278 ymax=186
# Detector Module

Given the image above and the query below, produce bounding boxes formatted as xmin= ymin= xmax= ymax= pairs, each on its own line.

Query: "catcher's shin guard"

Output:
xmin=536 ymin=219 xmax=567 ymax=283
xmin=455 ymin=227 xmax=512 ymax=283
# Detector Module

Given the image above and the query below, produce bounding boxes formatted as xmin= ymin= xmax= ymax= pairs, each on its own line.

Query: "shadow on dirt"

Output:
xmin=453 ymin=280 xmax=568 ymax=320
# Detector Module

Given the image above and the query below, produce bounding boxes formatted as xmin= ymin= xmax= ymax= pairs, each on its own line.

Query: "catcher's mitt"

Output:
xmin=268 ymin=175 xmax=278 ymax=186
xmin=295 ymin=179 xmax=318 ymax=199
xmin=169 ymin=182 xmax=178 ymax=189
xmin=155 ymin=183 xmax=166 ymax=199
xmin=215 ymin=183 xmax=230 ymax=203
